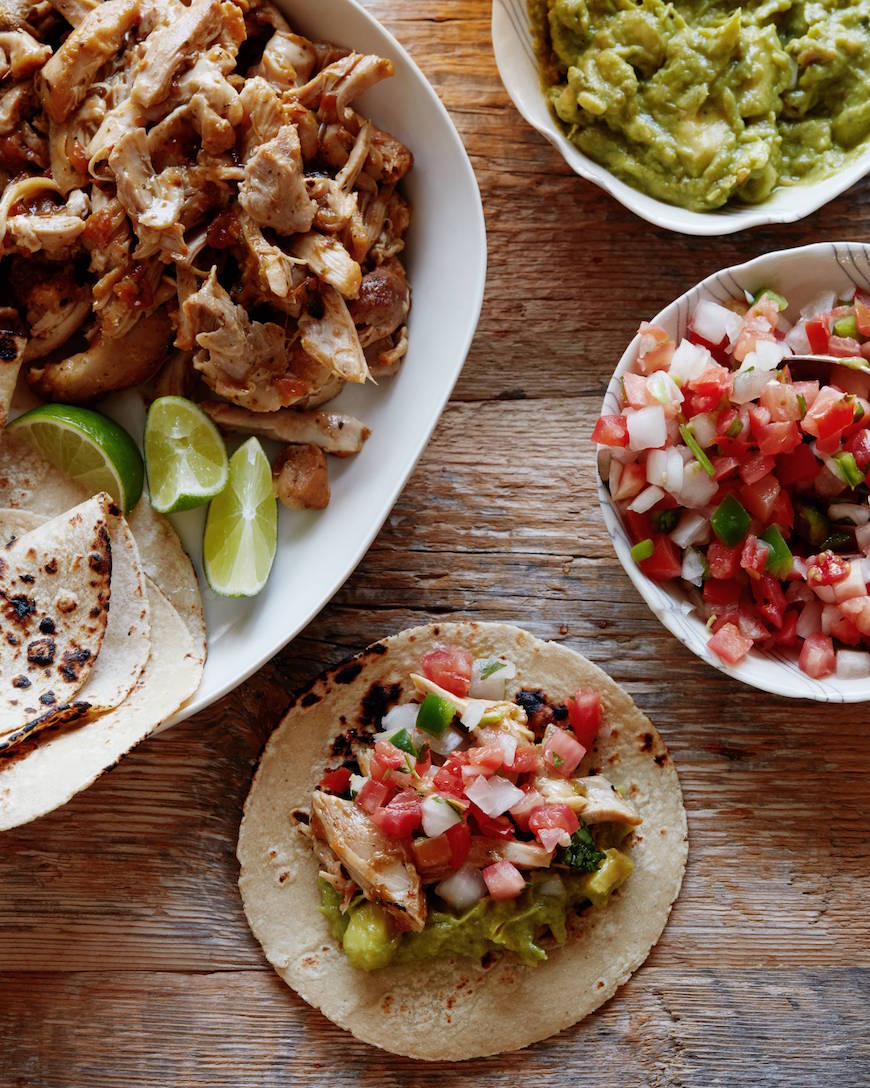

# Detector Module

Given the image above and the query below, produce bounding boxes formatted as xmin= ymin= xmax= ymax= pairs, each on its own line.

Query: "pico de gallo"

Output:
xmin=306 ymin=644 xmax=639 ymax=971
xmin=593 ymin=286 xmax=870 ymax=681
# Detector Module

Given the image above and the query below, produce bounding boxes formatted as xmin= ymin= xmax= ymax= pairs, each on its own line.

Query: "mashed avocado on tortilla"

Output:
xmin=530 ymin=0 xmax=870 ymax=211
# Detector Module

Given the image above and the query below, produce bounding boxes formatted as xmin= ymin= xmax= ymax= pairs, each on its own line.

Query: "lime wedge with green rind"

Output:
xmin=145 ymin=396 xmax=229 ymax=514
xmin=203 ymin=436 xmax=277 ymax=598
xmin=8 ymin=404 xmax=144 ymax=514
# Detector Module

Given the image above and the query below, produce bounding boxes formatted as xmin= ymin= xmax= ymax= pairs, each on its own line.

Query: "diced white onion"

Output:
xmin=436 ymin=865 xmax=487 ymax=911
xmin=627 ymin=405 xmax=667 ymax=451
xmin=681 ymin=546 xmax=706 ymax=587
xmin=608 ymin=458 xmax=623 ymax=499
xmin=690 ymin=299 xmax=742 ymax=345
xmin=754 ymin=339 xmax=791 ymax=369
xmin=796 ymin=600 xmax=823 ymax=639
xmin=491 ymin=732 xmax=517 ymax=766
xmin=836 ymin=649 xmax=870 ymax=679
xmin=832 ymin=561 xmax=867 ymax=603
xmin=801 ymin=290 xmax=837 ymax=319
xmin=669 ymin=340 xmax=711 ymax=385
xmin=381 ymin=704 xmax=420 ymax=734
xmin=786 ymin=321 xmax=812 ymax=355
xmin=428 ymin=727 xmax=465 ymax=757
xmin=349 ymin=774 xmax=368 ymax=797
xmin=465 ymin=775 xmax=524 ymax=817
xmin=689 ymin=411 xmax=718 ymax=448
xmin=678 ymin=461 xmax=719 ymax=508
xmin=859 ymin=522 xmax=870 ymax=553
xmin=460 ymin=699 xmax=491 ymax=730
xmin=840 ymin=284 xmax=857 ymax=303
xmin=628 ymin=484 xmax=665 ymax=513
xmin=536 ymin=875 xmax=565 ymax=897
xmin=646 ymin=370 xmax=684 ymax=406
xmin=811 ymin=581 xmax=838 ymax=604
xmin=421 ymin=795 xmax=463 ymax=838
xmin=732 ymin=370 xmax=775 ymax=404
xmin=829 ymin=503 xmax=870 ymax=526
xmin=821 ymin=603 xmax=839 ymax=634
xmin=670 ymin=511 xmax=709 ymax=548
xmin=470 ymin=657 xmax=516 ymax=700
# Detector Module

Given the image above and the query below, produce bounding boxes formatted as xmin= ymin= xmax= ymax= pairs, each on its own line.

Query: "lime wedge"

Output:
xmin=203 ymin=436 xmax=277 ymax=597
xmin=144 ymin=396 xmax=229 ymax=513
xmin=8 ymin=404 xmax=144 ymax=514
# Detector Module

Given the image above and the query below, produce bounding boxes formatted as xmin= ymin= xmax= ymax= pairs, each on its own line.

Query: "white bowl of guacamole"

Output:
xmin=492 ymin=0 xmax=870 ymax=234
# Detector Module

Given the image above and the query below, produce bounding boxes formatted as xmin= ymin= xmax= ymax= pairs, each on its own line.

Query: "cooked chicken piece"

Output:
xmin=307 ymin=176 xmax=358 ymax=234
xmin=108 ymin=129 xmax=186 ymax=257
xmin=305 ymin=828 xmax=356 ymax=907
xmin=237 ymin=75 xmax=282 ymax=155
xmin=533 ymin=775 xmax=588 ymax=814
xmin=238 ymin=214 xmax=307 ymax=309
xmin=370 ymin=190 xmax=411 ymax=265
xmin=238 ymin=123 xmax=315 ymax=235
xmin=92 ymin=258 xmax=173 ymax=340
xmin=49 ymin=107 xmax=99 ymax=193
xmin=86 ymin=98 xmax=140 ymax=176
xmin=183 ymin=268 xmax=292 ymax=412
xmin=38 ymin=0 xmax=140 ymax=123
xmin=0 ymin=29 xmax=51 ymax=79
xmin=0 ymin=83 xmax=30 ymax=136
xmin=157 ymin=47 xmax=242 ymax=155
xmin=466 ymin=837 xmax=553 ymax=871
xmin=48 ymin=0 xmax=99 ymax=26
xmin=285 ymin=347 xmax=344 ymax=409
xmin=27 ymin=306 xmax=172 ymax=402
xmin=0 ymin=0 xmax=42 ymax=30
xmin=298 ymin=285 xmax=369 ymax=384
xmin=203 ymin=402 xmax=371 ymax=456
xmin=365 ymin=325 xmax=408 ymax=377
xmin=6 ymin=212 xmax=86 ymax=258
xmin=290 ymin=232 xmax=360 ymax=300
xmin=366 ymin=124 xmax=414 ymax=184
xmin=79 ymin=195 xmax=131 ymax=276
xmin=255 ymin=29 xmax=317 ymax=88
xmin=350 ymin=257 xmax=409 ymax=345
xmin=131 ymin=0 xmax=223 ymax=109
xmin=335 ymin=120 xmax=372 ymax=192
xmin=0 ymin=305 xmax=26 ymax=429
xmin=272 ymin=443 xmax=329 ymax=510
xmin=172 ymin=265 xmax=198 ymax=350
xmin=10 ymin=256 xmax=89 ymax=361
xmin=343 ymin=182 xmax=391 ymax=262
xmin=574 ymin=776 xmax=642 ymax=827
xmin=310 ymin=792 xmax=426 ymax=932
xmin=152 ymin=348 xmax=194 ymax=399
xmin=292 ymin=52 xmax=393 ymax=130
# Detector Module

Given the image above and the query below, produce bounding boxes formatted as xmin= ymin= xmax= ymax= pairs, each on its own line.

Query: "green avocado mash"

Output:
xmin=320 ymin=848 xmax=634 ymax=972
xmin=530 ymin=0 xmax=870 ymax=211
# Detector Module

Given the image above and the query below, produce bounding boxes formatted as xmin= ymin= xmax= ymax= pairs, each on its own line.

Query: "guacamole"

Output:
xmin=320 ymin=849 xmax=634 ymax=971
xmin=530 ymin=0 xmax=870 ymax=211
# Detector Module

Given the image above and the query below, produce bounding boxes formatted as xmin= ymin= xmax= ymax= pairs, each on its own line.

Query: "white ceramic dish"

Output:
xmin=491 ymin=0 xmax=870 ymax=237
xmin=137 ymin=0 xmax=487 ymax=724
xmin=597 ymin=242 xmax=870 ymax=702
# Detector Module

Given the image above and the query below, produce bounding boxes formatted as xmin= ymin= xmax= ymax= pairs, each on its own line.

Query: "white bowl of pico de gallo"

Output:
xmin=595 ymin=241 xmax=870 ymax=702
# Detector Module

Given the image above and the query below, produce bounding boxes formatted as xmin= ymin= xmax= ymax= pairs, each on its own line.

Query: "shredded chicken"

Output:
xmin=311 ymin=792 xmax=426 ymax=932
xmin=0 ymin=0 xmax=412 ymax=502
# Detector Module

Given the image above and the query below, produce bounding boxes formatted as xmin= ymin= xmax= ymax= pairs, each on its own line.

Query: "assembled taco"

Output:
xmin=237 ymin=622 xmax=688 ymax=1060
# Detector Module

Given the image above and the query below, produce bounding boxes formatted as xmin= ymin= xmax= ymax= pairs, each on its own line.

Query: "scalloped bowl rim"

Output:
xmin=597 ymin=242 xmax=870 ymax=702
xmin=491 ymin=0 xmax=870 ymax=237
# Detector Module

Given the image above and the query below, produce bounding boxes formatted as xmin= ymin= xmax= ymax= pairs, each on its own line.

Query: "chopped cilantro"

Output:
xmin=480 ymin=659 xmax=508 ymax=680
xmin=558 ymin=823 xmax=606 ymax=873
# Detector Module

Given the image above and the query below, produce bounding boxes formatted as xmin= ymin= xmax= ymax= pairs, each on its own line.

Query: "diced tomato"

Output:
xmin=319 ymin=767 xmax=352 ymax=794
xmin=469 ymin=804 xmax=515 ymax=840
xmin=412 ymin=832 xmax=452 ymax=871
xmin=528 ymin=804 xmax=580 ymax=851
xmin=774 ymin=608 xmax=799 ymax=647
xmin=792 ymin=380 xmax=820 ymax=411
xmin=740 ymin=535 xmax=769 ymax=578
xmin=508 ymin=747 xmax=542 ymax=775
xmin=740 ymin=474 xmax=781 ymax=522
xmin=369 ymin=739 xmax=405 ymax=783
xmin=566 ymin=689 xmax=602 ymax=749
xmin=687 ymin=328 xmax=730 ymax=365
xmin=767 ymin=489 xmax=794 ymax=534
xmin=421 ymin=646 xmax=472 ymax=698
xmin=591 ymin=414 xmax=629 ymax=447
xmin=805 ymin=316 xmax=830 ymax=354
xmin=739 ymin=451 xmax=776 ymax=485
xmin=799 ymin=632 xmax=836 ymax=679
xmin=802 ymin=387 xmax=855 ymax=441
xmin=703 ymin=577 xmax=743 ymax=607
xmin=712 ymin=455 xmax=741 ymax=480
xmin=415 ymin=747 xmax=432 ymax=777
xmin=444 ymin=820 xmax=471 ymax=869
xmin=846 ymin=429 xmax=870 ymax=472
xmin=756 ymin=420 xmax=802 ymax=457
xmin=636 ymin=322 xmax=675 ymax=374
xmin=807 ymin=550 xmax=850 ymax=587
xmin=508 ymin=786 xmax=545 ymax=831
xmin=829 ymin=613 xmax=863 ymax=647
xmin=369 ymin=788 xmax=423 ymax=838
xmin=467 ymin=745 xmax=504 ymax=775
xmin=839 ymin=596 xmax=870 ymax=636
xmin=708 ymin=622 xmax=753 ymax=665
xmin=638 ymin=535 xmax=682 ymax=582
xmin=611 ymin=461 xmax=646 ymax=501
xmin=735 ymin=606 xmax=770 ymax=642
xmin=433 ymin=757 xmax=466 ymax=799
xmin=355 ymin=778 xmax=390 ymax=815
xmin=751 ymin=574 xmax=787 ymax=630
xmin=482 ymin=859 xmax=525 ymax=901
xmin=542 ymin=727 xmax=586 ymax=778
xmin=760 ymin=382 xmax=802 ymax=422
xmin=623 ymin=372 xmax=651 ymax=409
xmin=623 ymin=509 xmax=653 ymax=543
xmin=707 ymin=541 xmax=742 ymax=580
xmin=685 ymin=363 xmax=733 ymax=413
xmin=856 ymin=296 xmax=870 ymax=337
xmin=827 ymin=335 xmax=863 ymax=359
xmin=776 ymin=443 xmax=820 ymax=487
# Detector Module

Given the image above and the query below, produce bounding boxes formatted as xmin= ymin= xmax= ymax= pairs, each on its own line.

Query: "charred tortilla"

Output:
xmin=237 ymin=622 xmax=688 ymax=1060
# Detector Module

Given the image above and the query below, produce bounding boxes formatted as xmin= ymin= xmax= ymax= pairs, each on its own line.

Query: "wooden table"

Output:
xmin=2 ymin=2 xmax=870 ymax=1084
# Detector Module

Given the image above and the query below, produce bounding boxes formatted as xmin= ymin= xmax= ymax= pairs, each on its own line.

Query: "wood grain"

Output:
xmin=2 ymin=1 xmax=870 ymax=1084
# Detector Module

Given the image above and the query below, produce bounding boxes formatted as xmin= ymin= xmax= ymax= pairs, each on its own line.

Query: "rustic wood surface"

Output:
xmin=2 ymin=2 xmax=870 ymax=1084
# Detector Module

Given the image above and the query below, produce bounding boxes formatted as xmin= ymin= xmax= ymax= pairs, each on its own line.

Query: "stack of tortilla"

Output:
xmin=0 ymin=433 xmax=206 ymax=831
